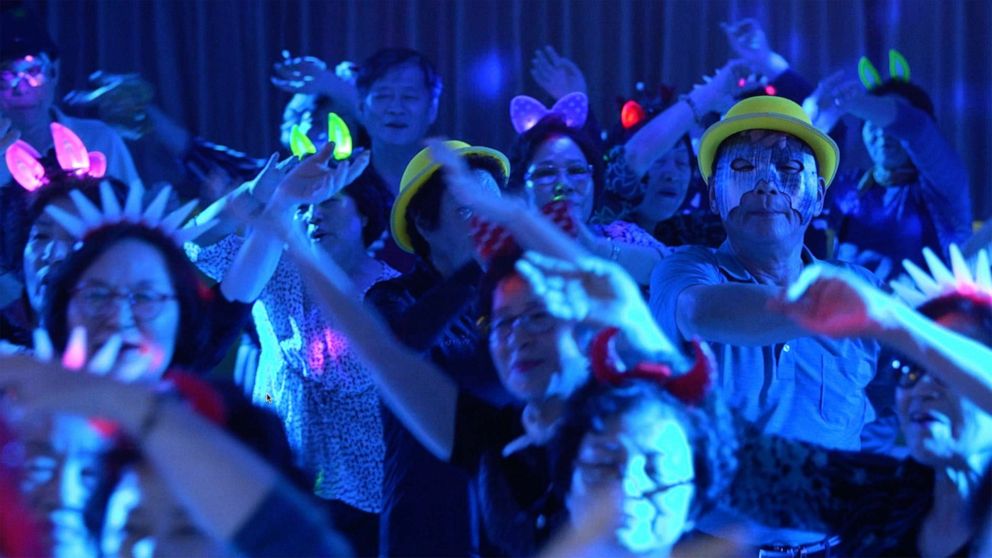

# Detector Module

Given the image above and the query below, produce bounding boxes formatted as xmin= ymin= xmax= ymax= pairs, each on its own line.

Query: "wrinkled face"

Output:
xmin=24 ymin=198 xmax=76 ymax=312
xmin=567 ymin=402 xmax=696 ymax=556
xmin=710 ymin=131 xmax=824 ymax=243
xmin=525 ymin=135 xmax=595 ymax=223
xmin=0 ymin=53 xmax=58 ymax=114
xmin=488 ymin=273 xmax=587 ymax=402
xmin=102 ymin=465 xmax=224 ymax=558
xmin=419 ymin=169 xmax=499 ymax=266
xmin=303 ymin=193 xmax=366 ymax=260
xmin=635 ymin=142 xmax=693 ymax=224
xmin=896 ymin=312 xmax=992 ymax=467
xmin=66 ymin=239 xmax=180 ymax=381
xmin=20 ymin=415 xmax=112 ymax=558
xmin=862 ymin=120 xmax=912 ymax=170
xmin=358 ymin=63 xmax=437 ymax=146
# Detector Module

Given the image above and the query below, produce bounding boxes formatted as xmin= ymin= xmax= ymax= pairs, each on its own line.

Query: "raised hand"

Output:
xmin=689 ymin=59 xmax=759 ymax=115
xmin=272 ymin=143 xmax=370 ymax=207
xmin=802 ymin=70 xmax=865 ymax=130
xmin=530 ymin=45 xmax=588 ymax=100
xmin=515 ymin=251 xmax=679 ymax=356
xmin=720 ymin=18 xmax=789 ymax=78
xmin=271 ymin=52 xmax=359 ymax=105
xmin=426 ymin=139 xmax=517 ymax=224
xmin=772 ymin=262 xmax=898 ymax=337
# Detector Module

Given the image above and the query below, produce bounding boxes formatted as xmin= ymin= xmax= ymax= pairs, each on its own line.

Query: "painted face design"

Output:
xmin=711 ymin=131 xmax=821 ymax=224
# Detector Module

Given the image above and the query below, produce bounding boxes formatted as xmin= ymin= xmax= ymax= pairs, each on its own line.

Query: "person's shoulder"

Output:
xmin=56 ymin=111 xmax=122 ymax=139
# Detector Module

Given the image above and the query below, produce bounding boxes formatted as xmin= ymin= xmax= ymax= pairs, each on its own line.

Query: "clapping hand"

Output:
xmin=530 ymin=46 xmax=588 ymax=100
xmin=271 ymin=51 xmax=359 ymax=106
xmin=721 ymin=18 xmax=789 ymax=79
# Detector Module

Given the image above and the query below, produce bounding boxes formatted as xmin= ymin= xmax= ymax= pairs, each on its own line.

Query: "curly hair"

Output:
xmin=41 ymin=223 xmax=212 ymax=372
xmin=547 ymin=379 xmax=738 ymax=522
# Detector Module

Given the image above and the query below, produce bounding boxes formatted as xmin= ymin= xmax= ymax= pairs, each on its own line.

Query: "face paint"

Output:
xmin=711 ymin=131 xmax=821 ymax=224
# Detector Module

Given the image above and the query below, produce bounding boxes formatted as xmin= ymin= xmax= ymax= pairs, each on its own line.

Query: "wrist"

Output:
xmin=760 ymin=53 xmax=790 ymax=80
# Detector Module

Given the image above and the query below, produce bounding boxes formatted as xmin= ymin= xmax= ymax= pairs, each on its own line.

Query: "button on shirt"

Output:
xmin=649 ymin=241 xmax=880 ymax=451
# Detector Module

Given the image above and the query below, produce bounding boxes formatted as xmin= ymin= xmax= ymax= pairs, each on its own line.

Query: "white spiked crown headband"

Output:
xmin=890 ymin=244 xmax=992 ymax=308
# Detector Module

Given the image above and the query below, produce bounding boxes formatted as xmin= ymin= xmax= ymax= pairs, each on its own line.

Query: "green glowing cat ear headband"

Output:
xmin=858 ymin=49 xmax=911 ymax=90
xmin=290 ymin=112 xmax=354 ymax=160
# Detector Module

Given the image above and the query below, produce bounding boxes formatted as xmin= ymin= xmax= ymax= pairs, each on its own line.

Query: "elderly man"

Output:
xmin=649 ymin=96 xmax=880 ymax=555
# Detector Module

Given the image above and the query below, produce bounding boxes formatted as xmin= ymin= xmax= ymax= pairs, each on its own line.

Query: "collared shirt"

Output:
xmin=649 ymin=241 xmax=879 ymax=451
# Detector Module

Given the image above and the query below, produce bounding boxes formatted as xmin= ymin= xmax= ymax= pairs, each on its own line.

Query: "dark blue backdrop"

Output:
xmin=33 ymin=0 xmax=992 ymax=220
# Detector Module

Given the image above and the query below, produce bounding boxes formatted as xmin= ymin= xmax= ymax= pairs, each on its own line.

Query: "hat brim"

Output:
xmin=697 ymin=112 xmax=839 ymax=187
xmin=390 ymin=146 xmax=510 ymax=254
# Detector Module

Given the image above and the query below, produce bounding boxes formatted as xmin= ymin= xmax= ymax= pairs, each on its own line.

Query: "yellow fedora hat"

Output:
xmin=697 ymin=96 xmax=839 ymax=187
xmin=390 ymin=140 xmax=510 ymax=254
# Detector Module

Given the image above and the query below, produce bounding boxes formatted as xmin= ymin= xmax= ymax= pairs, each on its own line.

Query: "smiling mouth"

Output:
xmin=511 ymin=359 xmax=544 ymax=374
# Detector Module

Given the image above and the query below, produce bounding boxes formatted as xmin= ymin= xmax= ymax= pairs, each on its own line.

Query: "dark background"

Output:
xmin=32 ymin=0 xmax=992 ymax=220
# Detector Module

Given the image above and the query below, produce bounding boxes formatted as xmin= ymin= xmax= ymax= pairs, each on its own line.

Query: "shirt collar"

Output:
xmin=715 ymin=240 xmax=818 ymax=283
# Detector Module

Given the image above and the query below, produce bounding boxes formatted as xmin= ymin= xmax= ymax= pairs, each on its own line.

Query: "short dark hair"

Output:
xmin=356 ymin=48 xmax=442 ymax=103
xmin=869 ymin=79 xmax=936 ymax=120
xmin=340 ymin=178 xmax=390 ymax=248
xmin=547 ymin=380 xmax=738 ymax=522
xmin=404 ymin=154 xmax=507 ymax=262
xmin=0 ymin=2 xmax=60 ymax=62
xmin=42 ymin=223 xmax=211 ymax=372
xmin=507 ymin=114 xmax=604 ymax=213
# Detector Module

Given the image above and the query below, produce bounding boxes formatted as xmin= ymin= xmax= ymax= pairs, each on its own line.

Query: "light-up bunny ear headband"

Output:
xmin=5 ymin=123 xmax=107 ymax=192
xmin=858 ymin=49 xmax=911 ymax=90
xmin=509 ymin=92 xmax=589 ymax=134
xmin=289 ymin=112 xmax=353 ymax=160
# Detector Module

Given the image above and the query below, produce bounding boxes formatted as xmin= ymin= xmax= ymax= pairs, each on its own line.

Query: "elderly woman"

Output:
xmin=239 ymin=139 xmax=708 ymax=555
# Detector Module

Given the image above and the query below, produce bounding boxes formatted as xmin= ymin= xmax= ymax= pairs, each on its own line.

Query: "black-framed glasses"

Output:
xmin=488 ymin=309 xmax=556 ymax=340
xmin=71 ymin=286 xmax=176 ymax=322
xmin=525 ymin=163 xmax=594 ymax=187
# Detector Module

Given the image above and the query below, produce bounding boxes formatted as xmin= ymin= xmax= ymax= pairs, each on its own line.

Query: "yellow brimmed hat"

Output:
xmin=390 ymin=140 xmax=510 ymax=254
xmin=697 ymin=96 xmax=839 ymax=187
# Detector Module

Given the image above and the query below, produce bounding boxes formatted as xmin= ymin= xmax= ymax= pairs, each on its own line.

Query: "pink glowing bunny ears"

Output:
xmin=509 ymin=91 xmax=589 ymax=134
xmin=5 ymin=122 xmax=107 ymax=192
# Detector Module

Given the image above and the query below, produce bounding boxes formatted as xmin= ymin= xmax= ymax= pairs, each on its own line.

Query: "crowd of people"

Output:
xmin=1 ymin=4 xmax=990 ymax=558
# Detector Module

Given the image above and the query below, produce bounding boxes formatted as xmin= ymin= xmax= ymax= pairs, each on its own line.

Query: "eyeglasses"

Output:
xmin=890 ymin=357 xmax=946 ymax=390
xmin=488 ymin=309 xmax=556 ymax=339
xmin=0 ymin=54 xmax=53 ymax=91
xmin=525 ymin=163 xmax=594 ymax=188
xmin=574 ymin=459 xmax=695 ymax=493
xmin=71 ymin=286 xmax=176 ymax=322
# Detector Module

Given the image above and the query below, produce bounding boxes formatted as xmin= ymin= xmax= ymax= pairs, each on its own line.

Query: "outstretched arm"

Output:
xmin=0 ymin=355 xmax=347 ymax=555
xmin=774 ymin=261 xmax=992 ymax=413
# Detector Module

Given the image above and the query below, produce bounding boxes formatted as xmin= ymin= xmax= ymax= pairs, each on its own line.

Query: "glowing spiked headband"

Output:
xmin=890 ymin=244 xmax=992 ymax=308
xmin=5 ymin=123 xmax=107 ymax=192
xmin=43 ymin=180 xmax=217 ymax=247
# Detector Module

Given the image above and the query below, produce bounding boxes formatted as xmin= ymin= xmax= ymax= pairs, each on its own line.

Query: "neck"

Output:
xmin=429 ymin=250 xmax=471 ymax=279
xmin=371 ymin=141 xmax=423 ymax=195
xmin=9 ymin=108 xmax=54 ymax=151
xmin=728 ymin=237 xmax=805 ymax=285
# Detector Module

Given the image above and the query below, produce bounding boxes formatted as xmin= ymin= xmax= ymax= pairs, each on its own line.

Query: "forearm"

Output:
xmin=623 ymin=102 xmax=696 ymax=177
xmin=139 ymin=398 xmax=280 ymax=542
xmin=586 ymin=237 xmax=661 ymax=286
xmin=218 ymin=201 xmax=291 ymax=303
xmin=876 ymin=304 xmax=992 ymax=413
xmin=292 ymin=251 xmax=458 ymax=460
xmin=678 ymin=284 xmax=807 ymax=346
xmin=507 ymin=208 xmax=590 ymax=262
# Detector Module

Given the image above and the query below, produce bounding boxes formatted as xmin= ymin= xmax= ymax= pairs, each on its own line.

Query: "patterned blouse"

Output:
xmin=188 ymin=235 xmax=398 ymax=512
xmin=725 ymin=423 xmax=975 ymax=557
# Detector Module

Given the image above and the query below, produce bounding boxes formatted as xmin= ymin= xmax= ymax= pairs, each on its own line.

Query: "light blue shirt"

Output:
xmin=649 ymin=241 xmax=879 ymax=451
